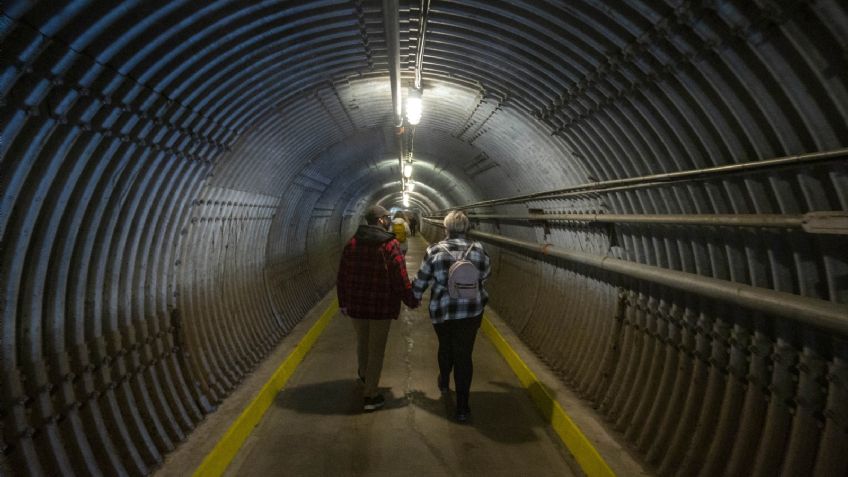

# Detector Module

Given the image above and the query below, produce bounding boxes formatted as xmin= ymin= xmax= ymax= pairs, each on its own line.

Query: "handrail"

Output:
xmin=424 ymin=211 xmax=848 ymax=235
xmin=438 ymin=147 xmax=848 ymax=212
xmin=422 ymin=219 xmax=848 ymax=335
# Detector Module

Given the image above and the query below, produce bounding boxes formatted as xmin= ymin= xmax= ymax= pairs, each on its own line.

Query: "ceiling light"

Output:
xmin=406 ymin=88 xmax=422 ymax=125
xmin=406 ymin=180 xmax=416 ymax=192
xmin=403 ymin=162 xmax=413 ymax=178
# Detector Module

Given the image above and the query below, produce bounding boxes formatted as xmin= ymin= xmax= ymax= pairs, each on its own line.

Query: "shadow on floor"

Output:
xmin=275 ymin=379 xmax=546 ymax=445
xmin=274 ymin=379 xmax=407 ymax=415
xmin=407 ymin=381 xmax=542 ymax=444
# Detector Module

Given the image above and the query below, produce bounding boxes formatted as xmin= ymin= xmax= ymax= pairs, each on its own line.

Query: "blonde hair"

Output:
xmin=444 ymin=210 xmax=470 ymax=234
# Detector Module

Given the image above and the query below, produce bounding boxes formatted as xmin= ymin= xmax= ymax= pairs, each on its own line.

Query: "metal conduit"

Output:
xmin=424 ymin=219 xmax=848 ymax=334
xmin=382 ymin=0 xmax=402 ymax=128
xmin=413 ymin=0 xmax=431 ymax=90
xmin=426 ymin=211 xmax=848 ymax=234
xmin=441 ymin=147 xmax=848 ymax=211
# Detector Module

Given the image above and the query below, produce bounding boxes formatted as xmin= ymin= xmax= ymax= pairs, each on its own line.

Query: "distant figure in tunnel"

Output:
xmin=391 ymin=211 xmax=411 ymax=254
xmin=337 ymin=205 xmax=419 ymax=411
xmin=409 ymin=213 xmax=419 ymax=236
xmin=412 ymin=210 xmax=491 ymax=422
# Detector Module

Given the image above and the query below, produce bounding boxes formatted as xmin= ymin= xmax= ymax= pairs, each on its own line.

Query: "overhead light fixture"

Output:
xmin=406 ymin=180 xmax=416 ymax=192
xmin=402 ymin=191 xmax=410 ymax=207
xmin=406 ymin=88 xmax=422 ymax=125
xmin=403 ymin=162 xmax=413 ymax=178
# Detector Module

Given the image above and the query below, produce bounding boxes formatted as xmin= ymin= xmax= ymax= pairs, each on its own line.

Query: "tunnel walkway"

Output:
xmin=3 ymin=3 xmax=846 ymax=475
xmin=222 ymin=236 xmax=579 ymax=476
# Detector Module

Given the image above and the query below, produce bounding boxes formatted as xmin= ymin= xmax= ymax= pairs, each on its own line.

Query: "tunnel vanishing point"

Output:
xmin=1 ymin=0 xmax=848 ymax=475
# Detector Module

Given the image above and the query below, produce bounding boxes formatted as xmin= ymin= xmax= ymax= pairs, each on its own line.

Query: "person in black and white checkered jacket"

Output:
xmin=412 ymin=210 xmax=491 ymax=422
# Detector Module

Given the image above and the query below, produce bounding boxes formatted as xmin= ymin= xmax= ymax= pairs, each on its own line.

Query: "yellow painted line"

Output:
xmin=481 ymin=316 xmax=616 ymax=477
xmin=193 ymin=300 xmax=339 ymax=477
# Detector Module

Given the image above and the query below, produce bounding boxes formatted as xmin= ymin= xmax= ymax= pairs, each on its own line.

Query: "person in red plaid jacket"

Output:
xmin=337 ymin=205 xmax=419 ymax=411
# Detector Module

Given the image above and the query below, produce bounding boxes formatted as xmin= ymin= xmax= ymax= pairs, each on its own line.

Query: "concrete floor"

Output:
xmin=224 ymin=237 xmax=579 ymax=477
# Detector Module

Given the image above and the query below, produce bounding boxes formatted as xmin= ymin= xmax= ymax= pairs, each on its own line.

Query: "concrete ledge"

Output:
xmin=482 ymin=309 xmax=649 ymax=477
xmin=155 ymin=293 xmax=338 ymax=477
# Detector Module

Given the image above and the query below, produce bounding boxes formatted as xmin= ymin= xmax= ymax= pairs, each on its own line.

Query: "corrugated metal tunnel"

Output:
xmin=1 ymin=0 xmax=847 ymax=475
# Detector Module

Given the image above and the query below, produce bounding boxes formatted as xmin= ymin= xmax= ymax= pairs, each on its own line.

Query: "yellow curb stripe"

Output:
xmin=193 ymin=300 xmax=339 ymax=477
xmin=481 ymin=316 xmax=616 ymax=477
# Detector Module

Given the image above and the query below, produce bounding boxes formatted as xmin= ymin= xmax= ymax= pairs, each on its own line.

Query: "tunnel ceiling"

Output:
xmin=4 ymin=0 xmax=846 ymax=214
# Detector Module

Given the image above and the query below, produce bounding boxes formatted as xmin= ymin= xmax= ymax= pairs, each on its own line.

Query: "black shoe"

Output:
xmin=437 ymin=374 xmax=449 ymax=393
xmin=357 ymin=372 xmax=366 ymax=385
xmin=364 ymin=394 xmax=385 ymax=411
xmin=456 ymin=409 xmax=471 ymax=423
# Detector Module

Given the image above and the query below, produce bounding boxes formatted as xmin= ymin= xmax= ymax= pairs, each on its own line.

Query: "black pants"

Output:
xmin=433 ymin=315 xmax=483 ymax=411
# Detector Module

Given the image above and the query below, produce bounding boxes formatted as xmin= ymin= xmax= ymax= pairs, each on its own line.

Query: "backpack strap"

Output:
xmin=460 ymin=242 xmax=476 ymax=260
xmin=437 ymin=243 xmax=454 ymax=259
xmin=437 ymin=242 xmax=477 ymax=260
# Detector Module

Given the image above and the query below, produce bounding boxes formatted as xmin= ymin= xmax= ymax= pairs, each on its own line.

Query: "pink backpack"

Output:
xmin=438 ymin=243 xmax=481 ymax=300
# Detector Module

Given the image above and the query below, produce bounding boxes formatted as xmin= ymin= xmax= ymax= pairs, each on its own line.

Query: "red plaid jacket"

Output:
xmin=337 ymin=225 xmax=417 ymax=319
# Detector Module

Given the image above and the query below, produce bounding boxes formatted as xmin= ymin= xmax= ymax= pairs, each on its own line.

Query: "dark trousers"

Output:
xmin=433 ymin=315 xmax=483 ymax=411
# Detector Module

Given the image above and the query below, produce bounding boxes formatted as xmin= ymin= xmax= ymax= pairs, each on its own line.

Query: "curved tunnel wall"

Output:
xmin=2 ymin=0 xmax=847 ymax=475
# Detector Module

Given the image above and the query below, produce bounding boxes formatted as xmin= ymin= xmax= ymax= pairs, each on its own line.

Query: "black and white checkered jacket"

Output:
xmin=412 ymin=235 xmax=491 ymax=324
